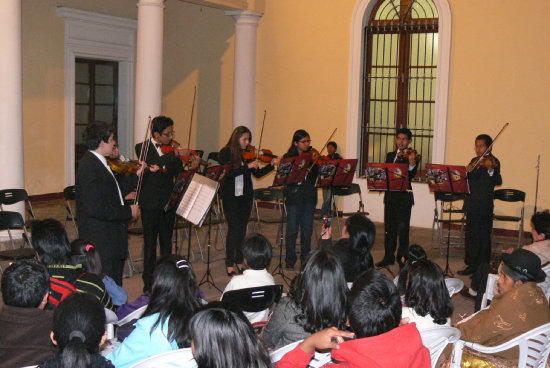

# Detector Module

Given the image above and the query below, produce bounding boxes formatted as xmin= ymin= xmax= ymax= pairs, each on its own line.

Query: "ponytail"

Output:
xmin=61 ymin=332 xmax=92 ymax=368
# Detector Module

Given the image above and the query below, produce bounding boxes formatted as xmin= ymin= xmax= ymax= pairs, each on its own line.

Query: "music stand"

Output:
xmin=205 ymin=164 xmax=232 ymax=250
xmin=165 ymin=169 xmax=197 ymax=256
xmin=270 ymin=155 xmax=314 ymax=285
xmin=426 ymin=164 xmax=470 ymax=277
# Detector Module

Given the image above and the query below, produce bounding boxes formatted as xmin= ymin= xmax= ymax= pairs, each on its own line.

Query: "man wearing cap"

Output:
xmin=456 ymin=249 xmax=550 ymax=365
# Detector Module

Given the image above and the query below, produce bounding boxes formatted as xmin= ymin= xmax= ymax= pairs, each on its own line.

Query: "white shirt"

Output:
xmin=222 ymin=269 xmax=275 ymax=323
xmin=90 ymin=150 xmax=125 ymax=205
xmin=150 ymin=138 xmax=164 ymax=157
xmin=394 ymin=150 xmax=416 ymax=171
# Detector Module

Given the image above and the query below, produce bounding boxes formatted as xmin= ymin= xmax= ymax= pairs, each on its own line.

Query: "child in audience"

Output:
xmin=106 ymin=255 xmax=201 ymax=368
xmin=277 ymin=269 xmax=431 ymax=368
xmin=262 ymin=249 xmax=348 ymax=350
xmin=71 ymin=239 xmax=128 ymax=306
xmin=189 ymin=302 xmax=272 ymax=368
xmin=39 ymin=293 xmax=113 ymax=368
xmin=396 ymin=244 xmax=427 ymax=296
xmin=222 ymin=233 xmax=275 ymax=323
xmin=402 ymin=259 xmax=453 ymax=330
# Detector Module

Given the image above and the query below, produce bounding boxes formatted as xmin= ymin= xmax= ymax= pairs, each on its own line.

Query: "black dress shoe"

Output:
xmin=457 ymin=267 xmax=476 ymax=276
xmin=459 ymin=286 xmax=475 ymax=300
xmin=375 ymin=259 xmax=395 ymax=268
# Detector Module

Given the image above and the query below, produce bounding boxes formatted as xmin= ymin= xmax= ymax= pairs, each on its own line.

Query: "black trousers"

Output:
xmin=465 ymin=212 xmax=493 ymax=269
xmin=222 ymin=194 xmax=253 ymax=267
xmin=141 ymin=208 xmax=176 ymax=286
xmin=383 ymin=199 xmax=412 ymax=263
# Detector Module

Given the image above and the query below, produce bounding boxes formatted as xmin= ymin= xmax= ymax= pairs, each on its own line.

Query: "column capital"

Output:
xmin=225 ymin=10 xmax=263 ymax=24
xmin=137 ymin=0 xmax=165 ymax=9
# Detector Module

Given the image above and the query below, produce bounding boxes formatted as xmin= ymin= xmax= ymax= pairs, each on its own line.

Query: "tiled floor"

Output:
xmin=0 ymin=198 xmax=496 ymax=323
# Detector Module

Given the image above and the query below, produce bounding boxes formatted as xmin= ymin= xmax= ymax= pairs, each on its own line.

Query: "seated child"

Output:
xmin=222 ymin=233 xmax=275 ymax=323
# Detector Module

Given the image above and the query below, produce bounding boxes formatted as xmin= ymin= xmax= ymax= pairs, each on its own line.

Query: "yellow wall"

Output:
xmin=21 ymin=0 xmax=550 ymax=226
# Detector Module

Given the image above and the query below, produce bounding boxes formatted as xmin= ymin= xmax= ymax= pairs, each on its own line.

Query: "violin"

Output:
xmin=242 ymin=144 xmax=278 ymax=164
xmin=108 ymin=158 xmax=140 ymax=176
xmin=161 ymin=139 xmax=208 ymax=167
xmin=396 ymin=148 xmax=421 ymax=163
xmin=477 ymin=155 xmax=499 ymax=169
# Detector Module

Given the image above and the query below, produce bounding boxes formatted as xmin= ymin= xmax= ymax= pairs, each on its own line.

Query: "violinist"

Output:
xmin=320 ymin=141 xmax=343 ymax=217
xmin=283 ymin=130 xmax=319 ymax=270
xmin=110 ymin=141 xmax=149 ymax=202
xmin=376 ymin=128 xmax=418 ymax=269
xmin=458 ymin=134 xmax=502 ymax=276
xmin=134 ymin=116 xmax=200 ymax=293
xmin=218 ymin=126 xmax=279 ymax=276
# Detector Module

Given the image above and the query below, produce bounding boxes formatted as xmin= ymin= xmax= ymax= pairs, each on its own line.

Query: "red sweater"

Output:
xmin=276 ymin=323 xmax=431 ymax=368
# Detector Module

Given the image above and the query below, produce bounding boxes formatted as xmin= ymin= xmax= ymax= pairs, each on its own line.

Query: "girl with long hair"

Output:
xmin=396 ymin=244 xmax=427 ymax=296
xmin=189 ymin=303 xmax=272 ymax=368
xmin=106 ymin=255 xmax=201 ymax=368
xmin=39 ymin=293 xmax=112 ymax=368
xmin=402 ymin=259 xmax=453 ymax=330
xmin=262 ymin=249 xmax=348 ymax=350
xmin=219 ymin=126 xmax=278 ymax=276
xmin=283 ymin=129 xmax=319 ymax=269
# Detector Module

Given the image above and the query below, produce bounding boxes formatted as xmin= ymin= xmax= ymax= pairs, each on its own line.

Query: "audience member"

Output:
xmin=71 ymin=239 xmax=128 ymax=306
xmin=31 ymin=218 xmax=114 ymax=310
xmin=277 ymin=269 xmax=430 ymax=368
xmin=396 ymin=244 xmax=427 ymax=296
xmin=262 ymin=249 xmax=348 ymax=350
xmin=107 ymin=255 xmax=201 ymax=368
xmin=38 ymin=293 xmax=113 ymax=368
xmin=0 ymin=260 xmax=55 ymax=368
xmin=189 ymin=302 xmax=272 ymax=368
xmin=457 ymin=249 xmax=550 ymax=366
xmin=402 ymin=259 xmax=453 ymax=330
xmin=222 ymin=233 xmax=275 ymax=323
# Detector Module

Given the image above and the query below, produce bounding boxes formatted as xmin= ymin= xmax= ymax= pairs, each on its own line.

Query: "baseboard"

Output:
xmin=29 ymin=192 xmax=64 ymax=201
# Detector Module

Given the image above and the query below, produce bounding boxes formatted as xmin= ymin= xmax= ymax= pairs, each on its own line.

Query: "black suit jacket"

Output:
xmin=76 ymin=151 xmax=132 ymax=259
xmin=464 ymin=154 xmax=502 ymax=215
xmin=135 ymin=140 xmax=184 ymax=211
xmin=384 ymin=151 xmax=418 ymax=206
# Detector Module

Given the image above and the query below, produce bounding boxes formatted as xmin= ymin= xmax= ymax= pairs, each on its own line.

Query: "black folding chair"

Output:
xmin=0 ymin=189 xmax=36 ymax=223
xmin=493 ymin=189 xmax=526 ymax=248
xmin=221 ymin=284 xmax=283 ymax=313
xmin=0 ymin=211 xmax=36 ymax=273
xmin=431 ymin=191 xmax=466 ymax=256
xmin=63 ymin=185 xmax=78 ymax=235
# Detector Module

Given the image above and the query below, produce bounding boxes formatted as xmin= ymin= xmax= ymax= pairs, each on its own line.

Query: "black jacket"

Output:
xmin=384 ymin=150 xmax=418 ymax=206
xmin=135 ymin=140 xmax=184 ymax=211
xmin=76 ymin=151 xmax=132 ymax=260
xmin=464 ymin=154 xmax=502 ymax=215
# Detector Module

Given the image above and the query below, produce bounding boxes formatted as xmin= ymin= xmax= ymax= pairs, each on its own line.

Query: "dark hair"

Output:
xmin=327 ymin=141 xmax=337 ymax=150
xmin=397 ymin=244 xmax=427 ymax=295
xmin=31 ymin=218 xmax=71 ymax=266
xmin=341 ymin=214 xmax=375 ymax=282
xmin=476 ymin=134 xmax=493 ymax=148
xmin=189 ymin=302 xmax=272 ymax=368
xmin=242 ymin=234 xmax=273 ymax=270
xmin=1 ymin=260 xmax=49 ymax=308
xmin=286 ymin=129 xmax=310 ymax=157
xmin=85 ymin=121 xmax=114 ymax=150
xmin=70 ymin=239 xmax=102 ymax=277
xmin=52 ymin=293 xmax=106 ymax=368
xmin=348 ymin=269 xmax=401 ymax=338
xmin=532 ymin=210 xmax=550 ymax=240
xmin=142 ymin=255 xmax=201 ymax=348
xmin=222 ymin=126 xmax=252 ymax=166
xmin=396 ymin=128 xmax=412 ymax=140
xmin=500 ymin=264 xmax=532 ymax=284
xmin=151 ymin=115 xmax=174 ymax=136
xmin=289 ymin=249 xmax=348 ymax=333
xmin=404 ymin=260 xmax=453 ymax=325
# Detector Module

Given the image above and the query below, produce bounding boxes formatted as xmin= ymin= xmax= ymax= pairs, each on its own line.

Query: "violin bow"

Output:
xmin=470 ymin=122 xmax=509 ymax=171
xmin=134 ymin=116 xmax=153 ymax=205
xmin=318 ymin=128 xmax=338 ymax=157
xmin=257 ymin=110 xmax=267 ymax=162
xmin=187 ymin=86 xmax=197 ymax=152
xmin=534 ymin=154 xmax=541 ymax=215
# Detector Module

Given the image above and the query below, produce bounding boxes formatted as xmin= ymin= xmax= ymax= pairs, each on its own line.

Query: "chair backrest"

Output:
xmin=254 ymin=188 xmax=283 ymax=202
xmin=270 ymin=340 xmax=332 ymax=367
xmin=270 ymin=340 xmax=302 ymax=363
xmin=434 ymin=191 xmax=466 ymax=203
xmin=494 ymin=188 xmax=526 ymax=202
xmin=445 ymin=278 xmax=465 ymax=297
xmin=0 ymin=211 xmax=26 ymax=231
xmin=206 ymin=151 xmax=219 ymax=164
xmin=128 ymin=348 xmax=196 ymax=368
xmin=419 ymin=327 xmax=461 ymax=368
xmin=117 ymin=304 xmax=148 ymax=326
xmin=105 ymin=308 xmax=118 ymax=340
xmin=0 ymin=189 xmax=35 ymax=218
xmin=480 ymin=273 xmax=499 ymax=309
xmin=222 ymin=285 xmax=283 ymax=313
xmin=63 ymin=185 xmax=76 ymax=201
xmin=332 ymin=183 xmax=361 ymax=196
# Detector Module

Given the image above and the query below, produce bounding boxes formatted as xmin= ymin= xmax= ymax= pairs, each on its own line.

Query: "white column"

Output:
xmin=134 ymin=0 xmax=165 ymax=145
xmin=0 ymin=0 xmax=24 ymax=214
xmin=226 ymin=10 xmax=262 ymax=138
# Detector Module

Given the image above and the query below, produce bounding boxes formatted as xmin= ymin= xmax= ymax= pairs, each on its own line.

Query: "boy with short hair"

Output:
xmin=222 ymin=233 xmax=275 ymax=323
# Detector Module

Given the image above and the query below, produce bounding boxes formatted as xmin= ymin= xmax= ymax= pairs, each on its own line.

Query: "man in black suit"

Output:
xmin=76 ymin=122 xmax=140 ymax=285
xmin=376 ymin=128 xmax=419 ymax=269
xmin=458 ymin=134 xmax=502 ymax=276
xmin=135 ymin=116 xmax=198 ymax=293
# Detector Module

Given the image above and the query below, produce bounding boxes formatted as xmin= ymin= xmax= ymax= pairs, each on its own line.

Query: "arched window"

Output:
xmin=361 ymin=0 xmax=438 ymax=177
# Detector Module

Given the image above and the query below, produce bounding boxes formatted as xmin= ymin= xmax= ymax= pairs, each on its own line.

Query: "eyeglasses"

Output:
xmin=162 ymin=131 xmax=175 ymax=137
xmin=298 ymin=139 xmax=312 ymax=144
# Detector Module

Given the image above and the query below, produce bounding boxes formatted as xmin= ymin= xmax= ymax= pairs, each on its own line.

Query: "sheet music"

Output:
xmin=176 ymin=174 xmax=218 ymax=226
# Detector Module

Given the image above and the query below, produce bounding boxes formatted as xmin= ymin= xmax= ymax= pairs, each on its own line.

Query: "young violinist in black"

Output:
xmin=219 ymin=126 xmax=278 ymax=276
xmin=283 ymin=130 xmax=319 ymax=270
xmin=458 ymin=134 xmax=502 ymax=276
